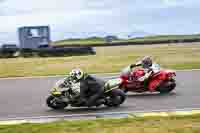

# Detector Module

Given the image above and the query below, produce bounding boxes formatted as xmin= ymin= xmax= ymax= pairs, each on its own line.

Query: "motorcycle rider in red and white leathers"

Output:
xmin=121 ymin=56 xmax=154 ymax=88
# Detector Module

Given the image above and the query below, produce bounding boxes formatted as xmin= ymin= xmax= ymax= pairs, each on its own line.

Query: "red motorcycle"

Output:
xmin=119 ymin=64 xmax=176 ymax=93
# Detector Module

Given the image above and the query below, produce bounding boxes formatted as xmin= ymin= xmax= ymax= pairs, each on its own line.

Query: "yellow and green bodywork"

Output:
xmin=104 ymin=78 xmax=122 ymax=93
xmin=51 ymin=87 xmax=62 ymax=96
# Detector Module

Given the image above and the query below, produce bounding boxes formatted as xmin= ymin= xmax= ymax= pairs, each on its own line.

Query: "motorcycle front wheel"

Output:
xmin=46 ymin=95 xmax=68 ymax=109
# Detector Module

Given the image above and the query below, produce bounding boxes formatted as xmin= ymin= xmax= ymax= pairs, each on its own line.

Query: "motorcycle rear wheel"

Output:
xmin=104 ymin=89 xmax=126 ymax=107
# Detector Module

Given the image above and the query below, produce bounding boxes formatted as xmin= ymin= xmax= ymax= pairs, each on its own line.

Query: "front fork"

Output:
xmin=50 ymin=88 xmax=69 ymax=103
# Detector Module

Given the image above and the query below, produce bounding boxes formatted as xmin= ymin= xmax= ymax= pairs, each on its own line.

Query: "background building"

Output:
xmin=18 ymin=26 xmax=50 ymax=49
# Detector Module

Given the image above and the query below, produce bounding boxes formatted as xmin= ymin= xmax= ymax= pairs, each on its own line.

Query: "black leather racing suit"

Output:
xmin=78 ymin=75 xmax=105 ymax=107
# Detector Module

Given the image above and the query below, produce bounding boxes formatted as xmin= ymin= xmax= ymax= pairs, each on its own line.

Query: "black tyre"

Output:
xmin=121 ymin=88 xmax=129 ymax=93
xmin=105 ymin=89 xmax=126 ymax=107
xmin=46 ymin=95 xmax=68 ymax=109
xmin=157 ymin=80 xmax=176 ymax=94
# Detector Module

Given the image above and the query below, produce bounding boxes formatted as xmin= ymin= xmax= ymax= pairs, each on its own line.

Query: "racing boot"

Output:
xmin=95 ymin=99 xmax=106 ymax=107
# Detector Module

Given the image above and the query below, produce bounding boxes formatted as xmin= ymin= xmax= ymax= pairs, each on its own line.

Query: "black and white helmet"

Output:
xmin=69 ymin=68 xmax=84 ymax=82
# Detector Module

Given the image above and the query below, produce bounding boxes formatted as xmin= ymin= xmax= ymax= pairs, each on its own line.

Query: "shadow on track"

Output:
xmin=46 ymin=105 xmax=130 ymax=114
xmin=45 ymin=92 xmax=180 ymax=113
xmin=127 ymin=91 xmax=179 ymax=99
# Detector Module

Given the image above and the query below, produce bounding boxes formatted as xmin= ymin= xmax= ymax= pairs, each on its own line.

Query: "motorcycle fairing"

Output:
xmin=148 ymin=70 xmax=168 ymax=91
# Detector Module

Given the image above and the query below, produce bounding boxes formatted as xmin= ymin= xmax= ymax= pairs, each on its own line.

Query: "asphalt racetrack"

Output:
xmin=0 ymin=70 xmax=200 ymax=120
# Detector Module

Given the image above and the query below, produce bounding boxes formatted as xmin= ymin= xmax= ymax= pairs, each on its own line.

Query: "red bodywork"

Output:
xmin=120 ymin=68 xmax=176 ymax=93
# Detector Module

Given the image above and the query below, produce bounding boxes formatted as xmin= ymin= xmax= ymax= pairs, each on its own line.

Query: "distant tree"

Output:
xmin=105 ymin=35 xmax=119 ymax=43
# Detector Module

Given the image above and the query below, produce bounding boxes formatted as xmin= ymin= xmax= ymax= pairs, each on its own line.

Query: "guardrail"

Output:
xmin=0 ymin=46 xmax=96 ymax=58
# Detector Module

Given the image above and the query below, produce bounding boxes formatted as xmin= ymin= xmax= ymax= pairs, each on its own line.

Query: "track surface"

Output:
xmin=0 ymin=71 xmax=200 ymax=120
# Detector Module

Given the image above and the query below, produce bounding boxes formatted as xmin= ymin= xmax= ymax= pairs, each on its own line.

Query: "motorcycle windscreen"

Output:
xmin=151 ymin=64 xmax=161 ymax=73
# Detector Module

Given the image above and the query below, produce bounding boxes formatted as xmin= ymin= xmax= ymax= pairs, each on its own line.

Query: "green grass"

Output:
xmin=1 ymin=115 xmax=200 ymax=133
xmin=53 ymin=37 xmax=108 ymax=46
xmin=53 ymin=34 xmax=200 ymax=46
xmin=128 ymin=34 xmax=200 ymax=42
xmin=0 ymin=43 xmax=200 ymax=78
xmin=53 ymin=40 xmax=106 ymax=46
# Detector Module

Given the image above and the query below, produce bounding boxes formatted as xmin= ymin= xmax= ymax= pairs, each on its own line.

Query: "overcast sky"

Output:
xmin=0 ymin=0 xmax=200 ymax=44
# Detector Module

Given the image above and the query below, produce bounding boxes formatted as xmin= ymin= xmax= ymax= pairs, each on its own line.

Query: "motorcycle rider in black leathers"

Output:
xmin=69 ymin=68 xmax=106 ymax=107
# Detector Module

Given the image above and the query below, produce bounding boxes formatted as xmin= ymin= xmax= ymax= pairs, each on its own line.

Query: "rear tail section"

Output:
xmin=148 ymin=69 xmax=176 ymax=93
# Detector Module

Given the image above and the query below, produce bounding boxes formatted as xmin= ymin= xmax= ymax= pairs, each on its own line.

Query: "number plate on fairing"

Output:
xmin=105 ymin=78 xmax=122 ymax=89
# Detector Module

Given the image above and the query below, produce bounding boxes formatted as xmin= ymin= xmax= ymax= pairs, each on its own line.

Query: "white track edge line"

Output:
xmin=0 ymin=69 xmax=200 ymax=80
xmin=1 ymin=107 xmax=200 ymax=121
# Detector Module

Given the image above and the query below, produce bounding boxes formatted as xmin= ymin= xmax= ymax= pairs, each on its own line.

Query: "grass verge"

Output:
xmin=1 ymin=115 xmax=200 ymax=133
xmin=1 ymin=43 xmax=200 ymax=78
xmin=53 ymin=34 xmax=200 ymax=46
